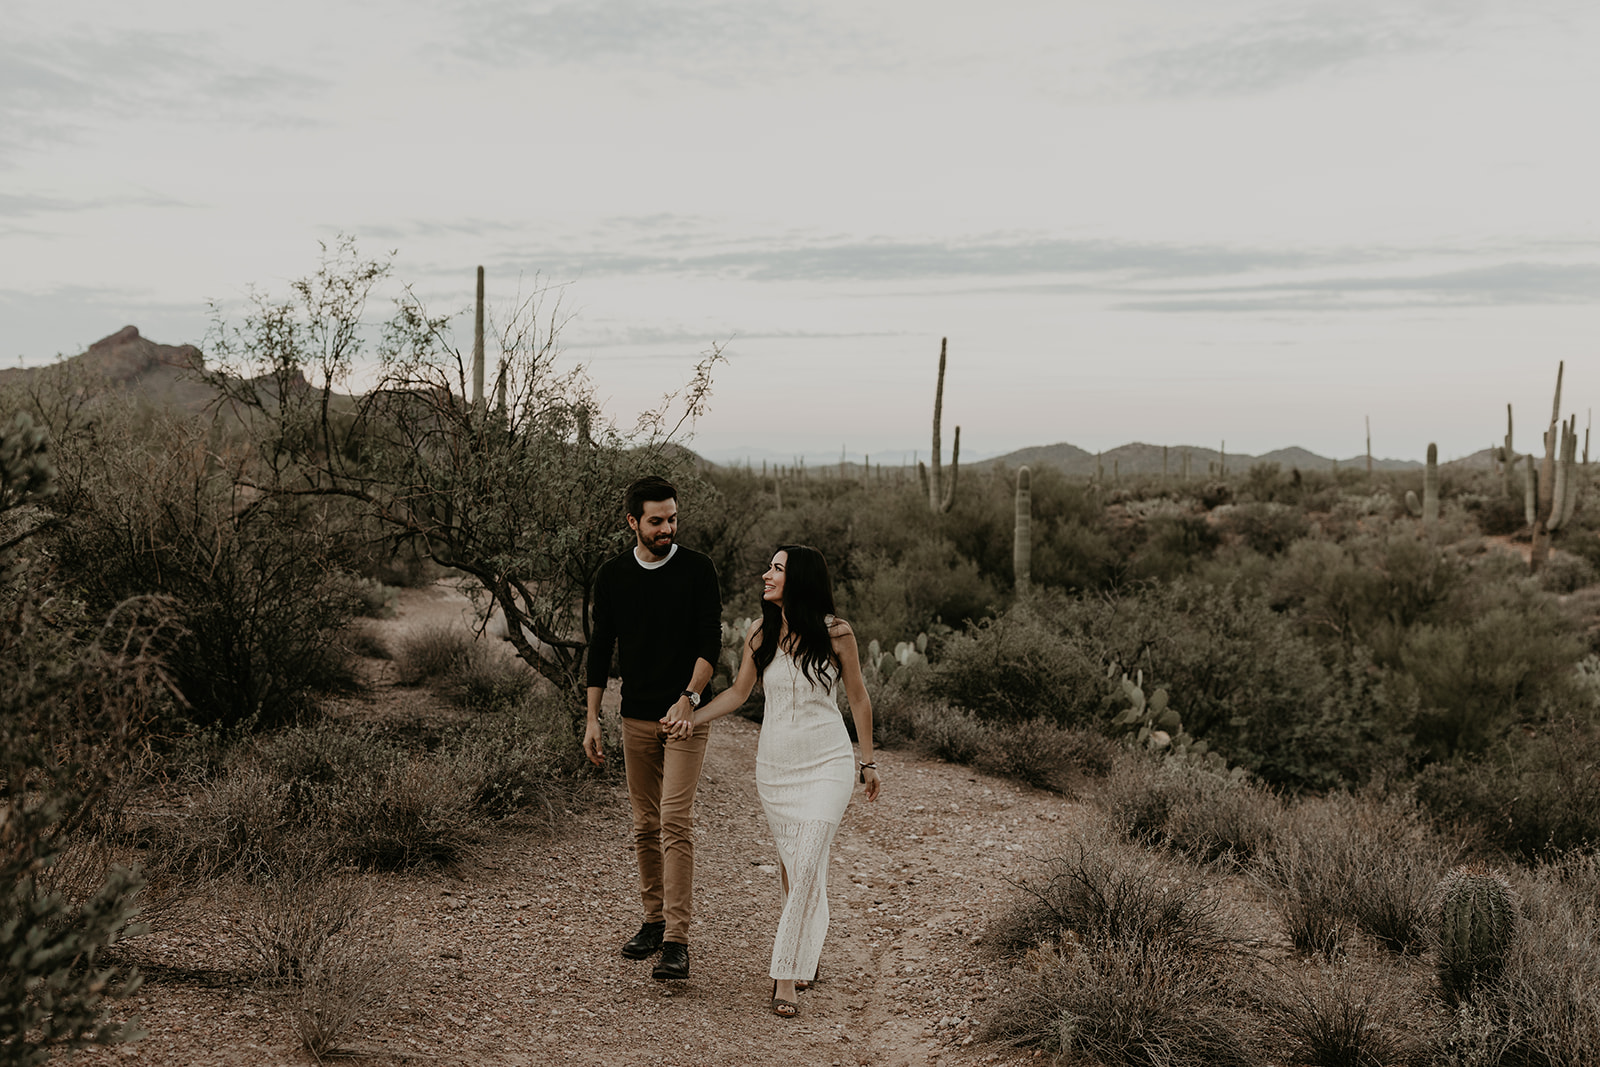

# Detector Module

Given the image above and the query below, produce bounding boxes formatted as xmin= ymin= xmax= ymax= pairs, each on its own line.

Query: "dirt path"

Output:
xmin=81 ymin=586 xmax=1092 ymax=1067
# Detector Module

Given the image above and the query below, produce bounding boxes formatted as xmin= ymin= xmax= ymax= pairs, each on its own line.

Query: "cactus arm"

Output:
xmin=1539 ymin=361 xmax=1563 ymax=520
xmin=1524 ymin=453 xmax=1537 ymax=528
xmin=1555 ymin=415 xmax=1579 ymax=530
xmin=939 ymin=425 xmax=960 ymax=513
xmin=1550 ymin=418 xmax=1570 ymax=532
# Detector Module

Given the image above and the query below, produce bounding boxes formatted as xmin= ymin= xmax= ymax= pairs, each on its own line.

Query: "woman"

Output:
xmin=665 ymin=545 xmax=881 ymax=1018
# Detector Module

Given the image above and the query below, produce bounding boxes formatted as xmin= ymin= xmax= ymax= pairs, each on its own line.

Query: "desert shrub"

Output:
xmin=1266 ymin=962 xmax=1418 ymax=1067
xmin=983 ymin=939 xmax=1256 ymax=1067
xmin=392 ymin=625 xmax=479 ymax=685
xmin=841 ymin=539 xmax=995 ymax=646
xmin=0 ymin=448 xmax=164 ymax=1064
xmin=1030 ymin=518 xmax=1123 ymax=592
xmin=1257 ymin=792 xmax=1453 ymax=957
xmin=1095 ymin=754 xmax=1280 ymax=866
xmin=1462 ymin=490 xmax=1529 ymax=537
xmin=442 ymin=694 xmax=591 ymax=822
xmin=446 ymin=653 xmax=537 ymax=714
xmin=904 ymin=707 xmax=1115 ymax=792
xmin=1125 ymin=513 xmax=1221 ymax=582
xmin=985 ymin=832 xmax=1234 ymax=961
xmin=334 ymin=758 xmax=479 ymax=870
xmin=346 ymin=576 xmax=399 ymax=619
xmin=233 ymin=853 xmax=404 ymax=1059
xmin=1221 ymin=501 xmax=1312 ymax=557
xmin=991 ymin=719 xmax=1118 ymax=792
xmin=907 ymin=701 xmax=993 ymax=766
xmin=983 ymin=832 xmax=1249 ymax=1066
xmin=1416 ymin=718 xmax=1600 ymax=860
xmin=1537 ymin=552 xmax=1596 ymax=594
xmin=925 ymin=594 xmax=1111 ymax=725
xmin=39 ymin=409 xmax=365 ymax=731
xmin=1398 ymin=595 xmax=1587 ymax=758
xmin=1102 ymin=583 xmax=1396 ymax=788
xmin=343 ymin=624 xmax=391 ymax=660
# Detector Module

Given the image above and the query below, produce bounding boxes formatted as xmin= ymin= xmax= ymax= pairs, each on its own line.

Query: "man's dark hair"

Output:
xmin=625 ymin=476 xmax=678 ymax=520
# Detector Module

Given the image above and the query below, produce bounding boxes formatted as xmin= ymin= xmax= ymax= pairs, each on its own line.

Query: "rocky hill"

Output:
xmin=0 ymin=326 xmax=219 ymax=413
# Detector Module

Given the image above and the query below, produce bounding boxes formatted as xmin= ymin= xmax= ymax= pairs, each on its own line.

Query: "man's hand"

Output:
xmin=662 ymin=695 xmax=695 ymax=728
xmin=582 ymin=719 xmax=605 ymax=766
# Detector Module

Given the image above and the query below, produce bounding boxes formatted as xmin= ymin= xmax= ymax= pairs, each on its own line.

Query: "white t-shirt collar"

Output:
xmin=633 ymin=542 xmax=679 ymax=570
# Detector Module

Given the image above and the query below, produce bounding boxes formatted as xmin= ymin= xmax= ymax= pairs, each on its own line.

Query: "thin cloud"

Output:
xmin=450 ymin=0 xmax=860 ymax=80
xmin=1119 ymin=261 xmax=1600 ymax=311
xmin=1124 ymin=6 xmax=1448 ymax=97
xmin=0 ymin=29 xmax=325 ymax=165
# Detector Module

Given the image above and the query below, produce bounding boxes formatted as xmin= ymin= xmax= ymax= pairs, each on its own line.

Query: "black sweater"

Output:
xmin=585 ymin=545 xmax=722 ymax=719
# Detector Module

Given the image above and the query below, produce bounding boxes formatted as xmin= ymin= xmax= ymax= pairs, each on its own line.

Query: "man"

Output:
xmin=583 ymin=475 xmax=722 ymax=981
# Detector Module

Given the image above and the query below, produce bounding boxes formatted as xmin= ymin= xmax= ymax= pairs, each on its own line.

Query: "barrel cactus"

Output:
xmin=1435 ymin=864 xmax=1517 ymax=1005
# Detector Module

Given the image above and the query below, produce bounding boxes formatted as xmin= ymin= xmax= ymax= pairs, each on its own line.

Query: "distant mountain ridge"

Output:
xmin=973 ymin=440 xmax=1463 ymax=476
xmin=0 ymin=325 xmax=218 ymax=412
xmin=7 ymin=329 xmax=1499 ymax=476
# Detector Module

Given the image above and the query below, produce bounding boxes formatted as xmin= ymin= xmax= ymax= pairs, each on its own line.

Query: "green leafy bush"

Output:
xmin=924 ymin=595 xmax=1110 ymax=725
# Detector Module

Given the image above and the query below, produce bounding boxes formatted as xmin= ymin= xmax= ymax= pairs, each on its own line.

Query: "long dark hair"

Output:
xmin=753 ymin=544 xmax=838 ymax=688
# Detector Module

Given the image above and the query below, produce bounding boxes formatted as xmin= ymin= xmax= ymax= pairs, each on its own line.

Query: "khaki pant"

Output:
xmin=620 ymin=716 xmax=710 ymax=945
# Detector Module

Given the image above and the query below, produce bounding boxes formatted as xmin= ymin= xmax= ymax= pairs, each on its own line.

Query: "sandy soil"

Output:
xmin=73 ymin=583 xmax=1090 ymax=1067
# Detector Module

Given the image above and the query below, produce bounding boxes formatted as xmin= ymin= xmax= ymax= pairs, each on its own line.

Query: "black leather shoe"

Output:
xmin=652 ymin=941 xmax=690 ymax=980
xmin=621 ymin=921 xmax=665 ymax=960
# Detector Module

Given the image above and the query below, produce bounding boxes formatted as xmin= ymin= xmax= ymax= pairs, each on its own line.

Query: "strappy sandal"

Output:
xmin=796 ymin=963 xmax=820 ymax=993
xmin=770 ymin=981 xmax=799 ymax=1018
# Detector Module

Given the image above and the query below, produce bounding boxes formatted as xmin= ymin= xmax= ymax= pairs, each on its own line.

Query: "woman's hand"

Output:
xmin=860 ymin=766 xmax=881 ymax=802
xmin=660 ymin=712 xmax=699 ymax=740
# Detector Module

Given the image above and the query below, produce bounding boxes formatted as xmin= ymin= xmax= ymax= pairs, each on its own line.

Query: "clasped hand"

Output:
xmin=660 ymin=710 xmax=698 ymax=740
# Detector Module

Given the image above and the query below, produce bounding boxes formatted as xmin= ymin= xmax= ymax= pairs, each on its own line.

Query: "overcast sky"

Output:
xmin=4 ymin=0 xmax=1598 ymax=463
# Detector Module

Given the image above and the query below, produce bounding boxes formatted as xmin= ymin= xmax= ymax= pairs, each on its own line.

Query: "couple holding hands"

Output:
xmin=582 ymin=476 xmax=881 ymax=1018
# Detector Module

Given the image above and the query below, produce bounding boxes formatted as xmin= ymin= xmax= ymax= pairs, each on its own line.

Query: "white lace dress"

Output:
xmin=756 ymin=646 xmax=855 ymax=981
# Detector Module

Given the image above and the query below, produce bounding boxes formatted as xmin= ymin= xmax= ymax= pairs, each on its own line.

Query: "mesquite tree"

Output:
xmin=203 ymin=240 xmax=722 ymax=716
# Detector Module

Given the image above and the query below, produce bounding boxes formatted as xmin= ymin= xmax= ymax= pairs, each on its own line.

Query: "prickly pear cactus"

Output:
xmin=1435 ymin=864 xmax=1517 ymax=1005
xmin=1405 ymin=489 xmax=1423 ymax=517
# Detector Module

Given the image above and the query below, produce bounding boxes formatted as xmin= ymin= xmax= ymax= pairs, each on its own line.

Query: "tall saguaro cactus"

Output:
xmin=1366 ymin=415 xmax=1373 ymax=478
xmin=1014 ymin=465 xmax=1032 ymax=594
xmin=472 ymin=265 xmax=486 ymax=409
xmin=917 ymin=337 xmax=960 ymax=513
xmin=1423 ymin=442 xmax=1440 ymax=525
xmin=1531 ymin=362 xmax=1580 ymax=572
xmin=1502 ymin=404 xmax=1515 ymax=499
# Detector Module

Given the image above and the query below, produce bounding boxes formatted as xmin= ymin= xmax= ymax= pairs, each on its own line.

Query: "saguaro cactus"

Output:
xmin=1501 ymin=404 xmax=1515 ymax=499
xmin=472 ymin=265 xmax=485 ymax=409
xmin=1423 ymin=442 xmax=1439 ymax=525
xmin=1366 ymin=415 xmax=1373 ymax=478
xmin=917 ymin=338 xmax=960 ymax=513
xmin=1531 ymin=362 xmax=1580 ymax=572
xmin=1435 ymin=864 xmax=1517 ymax=1006
xmin=1014 ymin=465 xmax=1032 ymax=594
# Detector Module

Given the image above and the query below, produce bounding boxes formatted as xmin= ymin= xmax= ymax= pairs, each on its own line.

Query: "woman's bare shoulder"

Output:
xmin=827 ymin=616 xmax=854 ymax=638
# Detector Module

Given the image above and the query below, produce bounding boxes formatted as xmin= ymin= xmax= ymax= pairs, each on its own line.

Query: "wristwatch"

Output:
xmin=681 ymin=689 xmax=701 ymax=707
